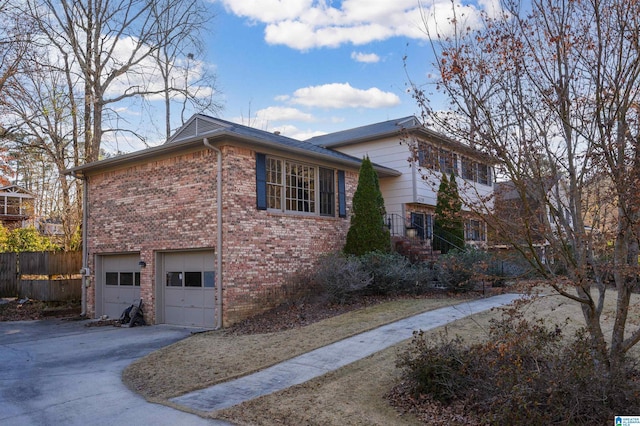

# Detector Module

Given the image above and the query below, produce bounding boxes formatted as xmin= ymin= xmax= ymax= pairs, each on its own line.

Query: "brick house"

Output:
xmin=308 ymin=116 xmax=496 ymax=249
xmin=66 ymin=115 xmax=399 ymax=327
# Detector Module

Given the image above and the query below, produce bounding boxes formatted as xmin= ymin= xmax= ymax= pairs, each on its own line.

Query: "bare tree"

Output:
xmin=0 ymin=0 xmax=34 ymax=135
xmin=413 ymin=0 xmax=640 ymax=378
xmin=0 ymin=0 xmax=220 ymax=245
xmin=149 ymin=0 xmax=222 ymax=140
xmin=29 ymin=0 xmax=219 ymax=162
xmin=1 ymin=47 xmax=83 ymax=250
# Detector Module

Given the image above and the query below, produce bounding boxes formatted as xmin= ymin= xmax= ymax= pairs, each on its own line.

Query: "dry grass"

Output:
xmin=123 ymin=296 xmax=472 ymax=399
xmin=124 ymin=286 xmax=640 ymax=425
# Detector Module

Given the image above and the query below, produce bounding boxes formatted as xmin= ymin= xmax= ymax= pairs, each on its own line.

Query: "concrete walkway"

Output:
xmin=171 ymin=293 xmax=521 ymax=413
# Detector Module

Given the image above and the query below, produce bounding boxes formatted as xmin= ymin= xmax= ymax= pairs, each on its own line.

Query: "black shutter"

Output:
xmin=256 ymin=153 xmax=267 ymax=210
xmin=338 ymin=170 xmax=346 ymax=218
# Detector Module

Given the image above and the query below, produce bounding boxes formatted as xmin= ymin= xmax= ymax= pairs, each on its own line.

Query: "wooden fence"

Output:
xmin=0 ymin=251 xmax=82 ymax=301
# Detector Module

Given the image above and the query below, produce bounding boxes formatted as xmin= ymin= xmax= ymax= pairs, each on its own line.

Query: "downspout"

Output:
xmin=73 ymin=172 xmax=89 ymax=317
xmin=203 ymin=138 xmax=223 ymax=329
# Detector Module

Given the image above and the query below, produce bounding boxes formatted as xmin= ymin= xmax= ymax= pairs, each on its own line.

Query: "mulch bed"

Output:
xmin=224 ymin=290 xmax=478 ymax=335
xmin=0 ymin=298 xmax=82 ymax=321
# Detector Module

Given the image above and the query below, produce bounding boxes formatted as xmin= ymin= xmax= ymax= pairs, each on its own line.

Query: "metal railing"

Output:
xmin=384 ymin=213 xmax=427 ymax=241
xmin=384 ymin=213 xmax=466 ymax=255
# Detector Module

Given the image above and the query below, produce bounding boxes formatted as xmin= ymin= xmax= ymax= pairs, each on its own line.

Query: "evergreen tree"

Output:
xmin=434 ymin=172 xmax=464 ymax=254
xmin=344 ymin=156 xmax=390 ymax=256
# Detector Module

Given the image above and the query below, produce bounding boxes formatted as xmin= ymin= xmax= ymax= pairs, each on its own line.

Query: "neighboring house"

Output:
xmin=65 ymin=114 xmax=400 ymax=328
xmin=308 ymin=116 xmax=496 ymax=248
xmin=493 ymin=177 xmax=574 ymax=257
xmin=36 ymin=218 xmax=65 ymax=237
xmin=0 ymin=185 xmax=35 ymax=230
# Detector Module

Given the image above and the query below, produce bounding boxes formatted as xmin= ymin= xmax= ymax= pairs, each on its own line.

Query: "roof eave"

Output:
xmin=64 ymin=128 xmax=402 ymax=178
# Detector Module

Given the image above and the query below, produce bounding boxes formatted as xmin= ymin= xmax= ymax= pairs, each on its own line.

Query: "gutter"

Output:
xmin=72 ymin=171 xmax=89 ymax=317
xmin=203 ymin=138 xmax=223 ymax=329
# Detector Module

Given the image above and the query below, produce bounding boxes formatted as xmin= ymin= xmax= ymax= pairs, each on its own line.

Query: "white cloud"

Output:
xmin=215 ymin=0 xmax=490 ymax=50
xmin=255 ymin=106 xmax=315 ymax=122
xmin=219 ymin=0 xmax=313 ymax=24
xmin=292 ymin=129 xmax=327 ymax=140
xmin=289 ymin=83 xmax=400 ymax=109
xmin=351 ymin=51 xmax=380 ymax=63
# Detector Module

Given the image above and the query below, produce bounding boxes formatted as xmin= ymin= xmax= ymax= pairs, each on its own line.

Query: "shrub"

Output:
xmin=396 ymin=306 xmax=640 ymax=424
xmin=359 ymin=251 xmax=429 ymax=295
xmin=433 ymin=248 xmax=495 ymax=292
xmin=312 ymin=252 xmax=372 ymax=304
xmin=344 ymin=157 xmax=390 ymax=256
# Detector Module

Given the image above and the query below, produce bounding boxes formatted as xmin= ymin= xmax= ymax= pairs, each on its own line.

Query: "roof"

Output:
xmin=307 ymin=116 xmax=497 ymax=163
xmin=64 ymin=115 xmax=401 ymax=177
xmin=0 ymin=185 xmax=35 ymax=198
xmin=307 ymin=116 xmax=421 ymax=147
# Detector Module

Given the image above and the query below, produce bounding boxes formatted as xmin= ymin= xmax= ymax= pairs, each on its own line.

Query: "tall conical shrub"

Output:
xmin=344 ymin=156 xmax=390 ymax=256
xmin=434 ymin=172 xmax=464 ymax=254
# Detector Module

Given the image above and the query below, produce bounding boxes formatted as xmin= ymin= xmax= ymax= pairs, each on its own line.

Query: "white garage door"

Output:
xmin=100 ymin=254 xmax=141 ymax=319
xmin=163 ymin=251 xmax=215 ymax=327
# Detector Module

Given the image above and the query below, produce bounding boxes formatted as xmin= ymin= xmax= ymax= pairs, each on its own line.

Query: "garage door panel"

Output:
xmin=100 ymin=254 xmax=141 ymax=320
xmin=162 ymin=251 xmax=215 ymax=327
xmin=183 ymin=307 xmax=204 ymax=327
xmin=104 ymin=301 xmax=129 ymax=319
xmin=204 ymin=308 xmax=215 ymax=325
xmin=164 ymin=306 xmax=184 ymax=325
xmin=165 ymin=288 xmax=184 ymax=307
xmin=184 ymin=289 xmax=204 ymax=307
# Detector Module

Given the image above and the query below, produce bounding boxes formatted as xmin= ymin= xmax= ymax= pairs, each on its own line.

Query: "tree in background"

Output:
xmin=433 ymin=172 xmax=464 ymax=254
xmin=412 ymin=0 xmax=640 ymax=382
xmin=344 ymin=156 xmax=390 ymax=256
xmin=0 ymin=0 xmax=222 ymax=248
xmin=0 ymin=226 xmax=58 ymax=252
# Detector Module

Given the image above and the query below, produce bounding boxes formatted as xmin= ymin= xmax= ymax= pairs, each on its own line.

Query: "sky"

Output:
xmin=194 ymin=0 xmax=490 ymax=141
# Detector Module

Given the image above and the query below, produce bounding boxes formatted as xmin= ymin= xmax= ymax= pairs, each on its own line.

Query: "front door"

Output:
xmin=410 ymin=212 xmax=425 ymax=240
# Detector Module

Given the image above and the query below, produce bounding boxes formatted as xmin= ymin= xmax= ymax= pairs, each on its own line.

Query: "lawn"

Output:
xmin=123 ymin=286 xmax=640 ymax=425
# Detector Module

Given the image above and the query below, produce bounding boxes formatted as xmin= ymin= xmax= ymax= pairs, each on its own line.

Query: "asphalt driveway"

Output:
xmin=0 ymin=319 xmax=230 ymax=426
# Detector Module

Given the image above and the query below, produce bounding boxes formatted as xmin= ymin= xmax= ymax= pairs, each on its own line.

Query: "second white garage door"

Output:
xmin=162 ymin=251 xmax=215 ymax=327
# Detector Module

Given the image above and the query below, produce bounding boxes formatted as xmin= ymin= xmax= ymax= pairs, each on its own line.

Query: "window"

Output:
xmin=439 ymin=149 xmax=457 ymax=175
xmin=120 ymin=272 xmax=134 ymax=286
xmin=461 ymin=156 xmax=492 ymax=186
xmin=106 ymin=271 xmax=141 ymax=286
xmin=167 ymin=271 xmax=215 ymax=287
xmin=417 ymin=143 xmax=457 ymax=175
xmin=257 ymin=153 xmax=344 ymax=216
xmin=418 ymin=142 xmax=438 ymax=170
xmin=477 ymin=163 xmax=490 ymax=185
xmin=266 ymin=157 xmax=282 ymax=210
xmin=167 ymin=272 xmax=183 ymax=287
xmin=319 ymin=168 xmax=335 ymax=216
xmin=264 ymin=156 xmax=335 ymax=215
xmin=461 ymin=157 xmax=475 ymax=181
xmin=466 ymin=220 xmax=486 ymax=241
xmin=286 ymin=162 xmax=315 ymax=213
xmin=185 ymin=272 xmax=202 ymax=287
xmin=204 ymin=271 xmax=215 ymax=288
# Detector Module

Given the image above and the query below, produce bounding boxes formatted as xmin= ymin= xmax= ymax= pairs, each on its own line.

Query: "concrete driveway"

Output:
xmin=0 ymin=319 xmax=230 ymax=426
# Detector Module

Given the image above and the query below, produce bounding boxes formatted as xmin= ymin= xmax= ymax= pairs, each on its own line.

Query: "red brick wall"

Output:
xmin=85 ymin=144 xmax=356 ymax=326
xmin=219 ymin=146 xmax=356 ymax=324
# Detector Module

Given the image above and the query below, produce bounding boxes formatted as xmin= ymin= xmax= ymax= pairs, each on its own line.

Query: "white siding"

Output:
xmin=330 ymin=137 xmax=416 ymax=215
xmin=330 ymin=136 xmax=495 ymax=214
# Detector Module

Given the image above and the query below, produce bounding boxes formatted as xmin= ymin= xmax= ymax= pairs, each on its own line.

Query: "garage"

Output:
xmin=97 ymin=254 xmax=141 ymax=319
xmin=161 ymin=251 xmax=215 ymax=327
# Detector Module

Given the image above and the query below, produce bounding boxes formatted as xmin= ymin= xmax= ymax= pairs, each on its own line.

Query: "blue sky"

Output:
xmin=200 ymin=0 xmax=490 ymax=140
